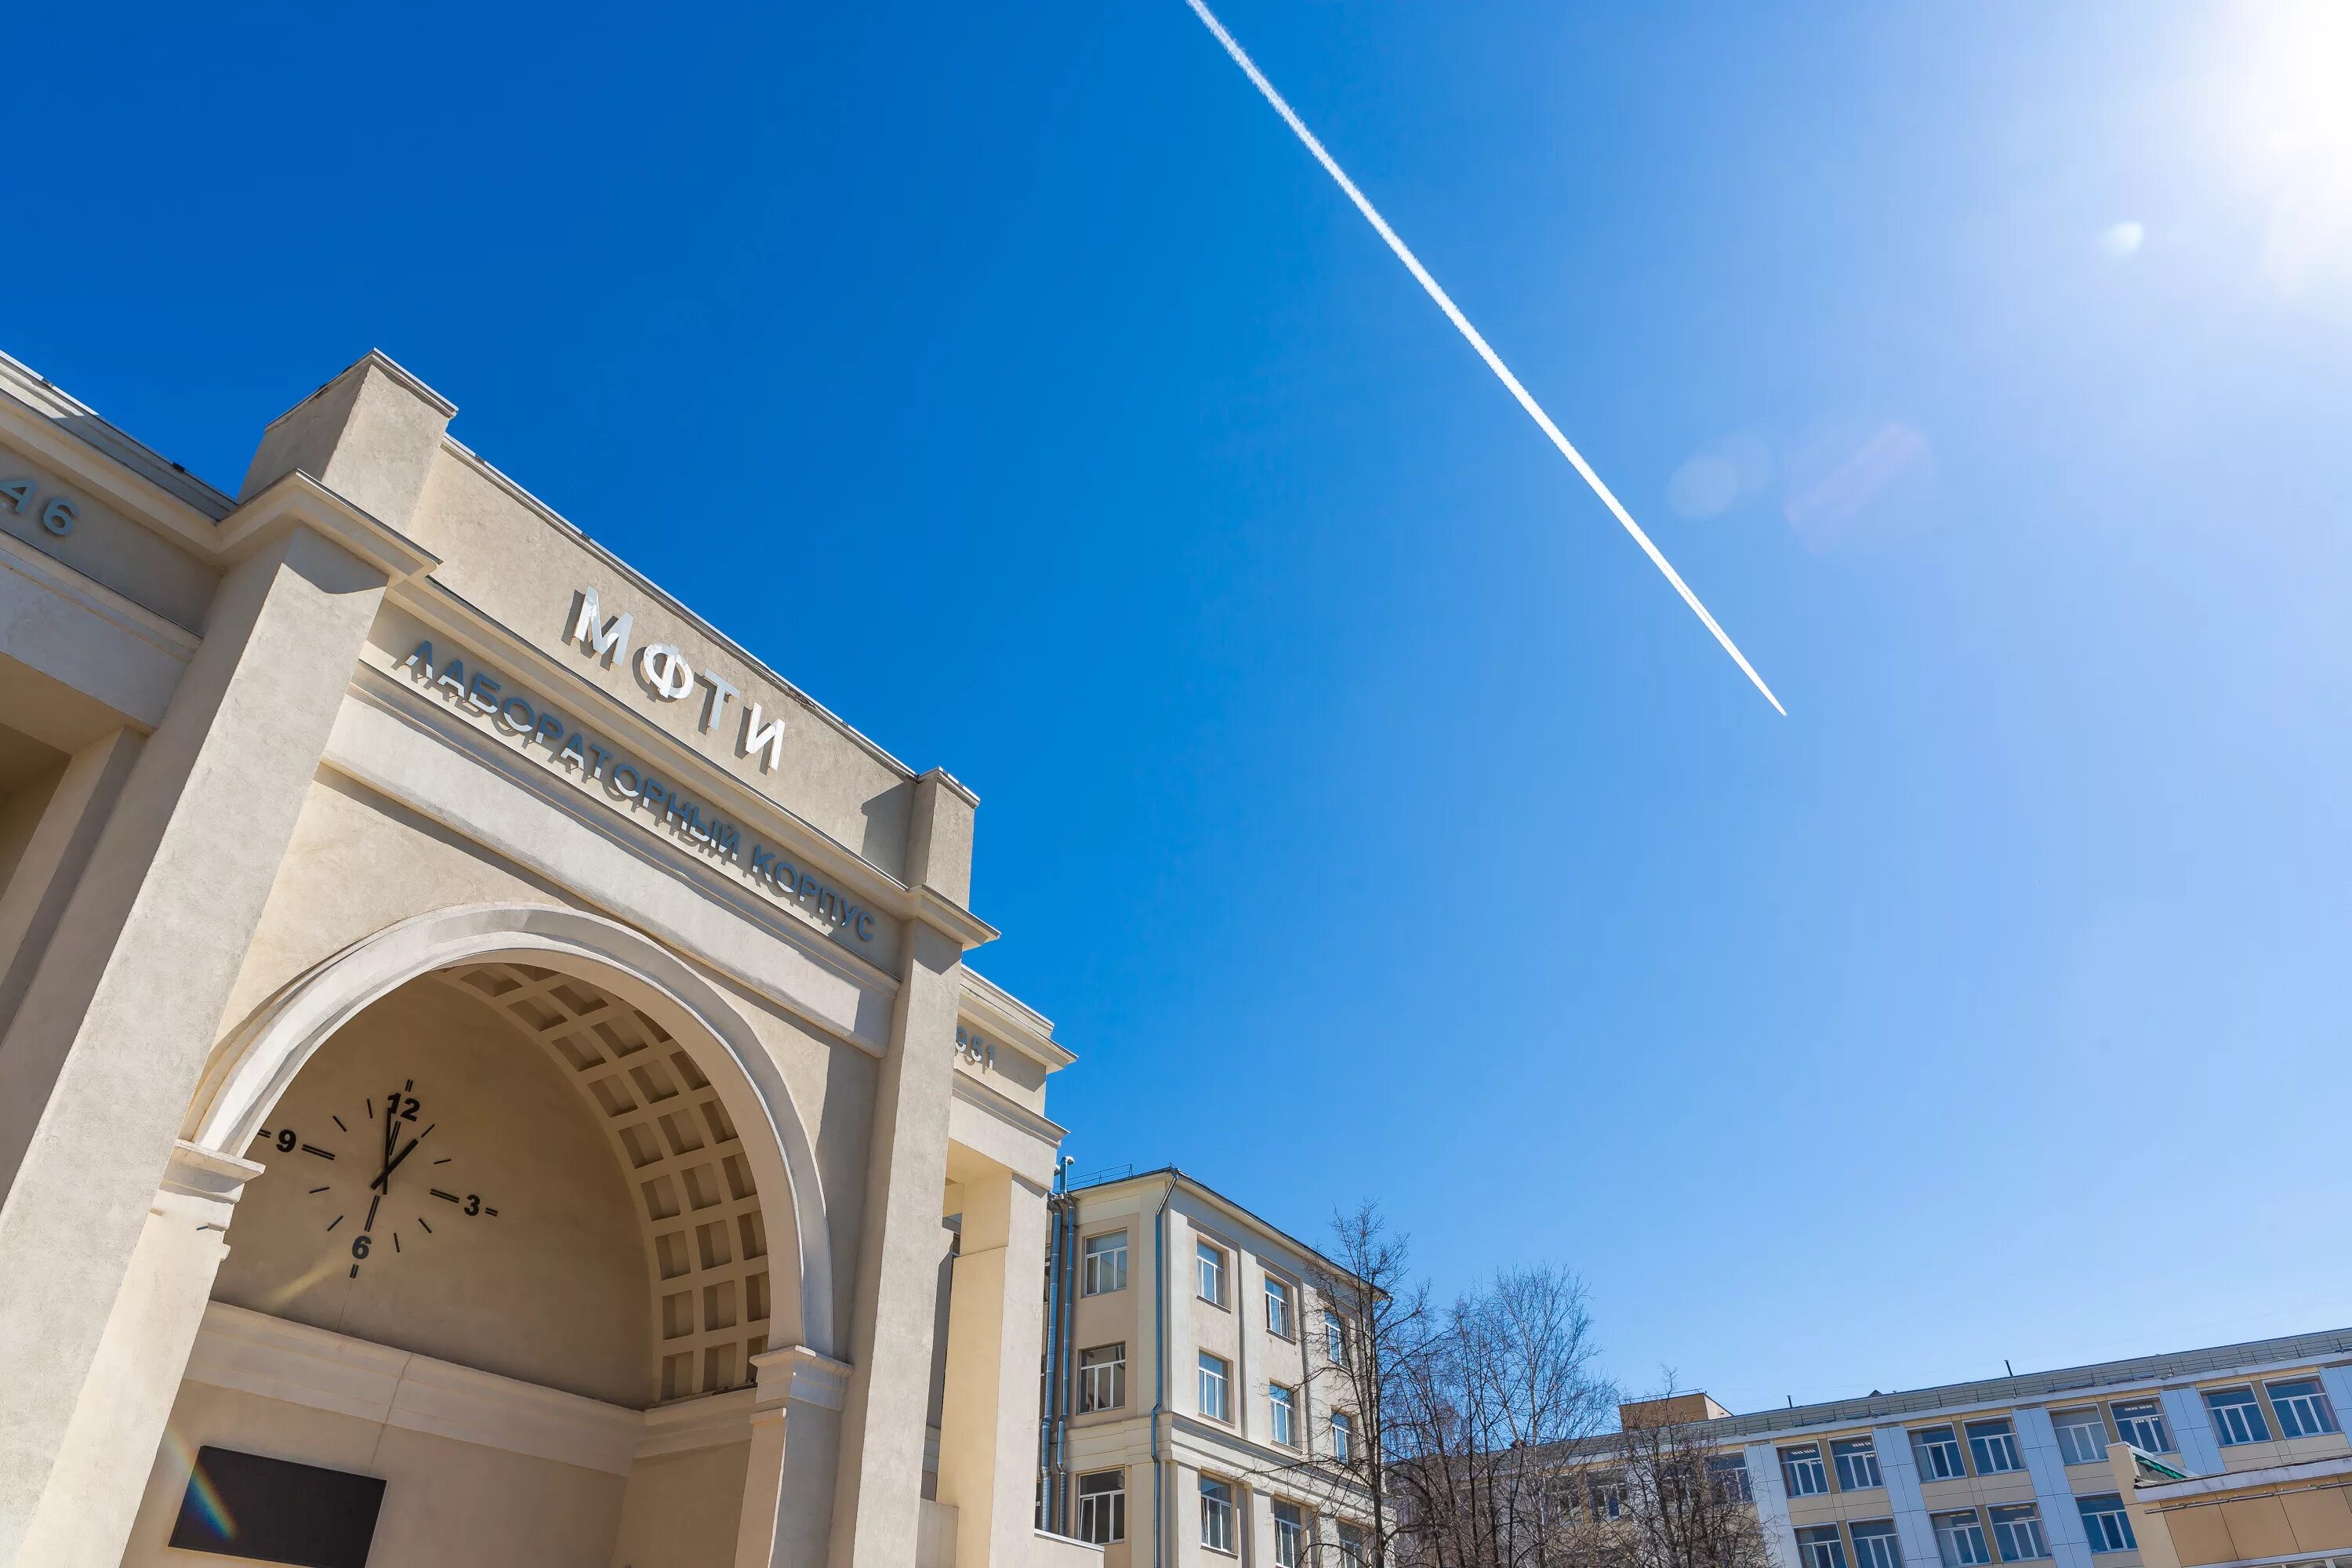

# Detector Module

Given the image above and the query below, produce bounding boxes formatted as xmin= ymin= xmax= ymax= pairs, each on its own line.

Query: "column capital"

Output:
xmin=753 ymin=1343 xmax=853 ymax=1412
xmin=156 ymin=1140 xmax=264 ymax=1229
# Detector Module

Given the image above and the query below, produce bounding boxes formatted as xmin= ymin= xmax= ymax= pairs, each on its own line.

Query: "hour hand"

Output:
xmin=371 ymin=1134 xmax=424 ymax=1191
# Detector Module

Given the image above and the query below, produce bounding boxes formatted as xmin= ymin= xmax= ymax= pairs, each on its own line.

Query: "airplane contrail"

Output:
xmin=1179 ymin=0 xmax=1787 ymax=717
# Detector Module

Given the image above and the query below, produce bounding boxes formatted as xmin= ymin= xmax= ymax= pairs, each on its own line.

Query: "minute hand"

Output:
xmin=371 ymin=1127 xmax=430 ymax=1192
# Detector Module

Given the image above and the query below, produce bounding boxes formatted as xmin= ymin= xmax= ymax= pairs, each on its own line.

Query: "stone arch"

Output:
xmin=182 ymin=902 xmax=835 ymax=1360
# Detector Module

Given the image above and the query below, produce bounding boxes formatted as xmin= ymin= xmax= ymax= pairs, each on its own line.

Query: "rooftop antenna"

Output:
xmin=1179 ymin=0 xmax=1786 ymax=716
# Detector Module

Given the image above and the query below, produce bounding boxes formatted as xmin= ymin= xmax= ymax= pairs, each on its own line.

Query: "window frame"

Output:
xmin=2265 ymin=1378 xmax=2339 ymax=1439
xmin=1912 ymin=1426 xmax=1969 ymax=1481
xmin=1330 ymin=1409 xmax=1355 ymax=1465
xmin=1081 ymin=1229 xmax=1129 ymax=1296
xmin=1265 ymin=1274 xmax=1296 ymax=1339
xmin=1850 ymin=1520 xmax=1904 ymax=1568
xmin=1798 ymin=1526 xmax=1849 ymax=1568
xmin=1988 ymin=1504 xmax=2049 ymax=1563
xmin=1200 ymin=1475 xmax=1238 ymax=1555
xmin=1325 ymin=1308 xmax=1346 ymax=1363
xmin=1198 ymin=1352 xmax=1232 ymax=1421
xmin=1270 ymin=1383 xmax=1300 ymax=1449
xmin=2077 ymin=1495 xmax=2136 ymax=1555
xmin=1965 ymin=1419 xmax=2022 ymax=1475
xmin=1338 ymin=1523 xmax=1368 ymax=1568
xmin=1197 ymin=1241 xmax=1229 ymax=1308
xmin=2205 ymin=1385 xmax=2271 ymax=1446
xmin=1272 ymin=1500 xmax=1308 ymax=1568
xmin=1833 ymin=1436 xmax=1884 ymax=1491
xmin=2053 ymin=1408 xmax=2108 ymax=1467
xmin=1078 ymin=1468 xmax=1127 ymax=1544
xmin=1780 ymin=1443 xmax=1831 ymax=1497
xmin=1934 ymin=1510 xmax=1991 ymax=1568
xmin=2109 ymin=1399 xmax=2172 ymax=1454
xmin=1077 ymin=1342 xmax=1126 ymax=1414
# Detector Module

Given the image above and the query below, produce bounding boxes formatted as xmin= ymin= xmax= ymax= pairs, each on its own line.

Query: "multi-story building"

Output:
xmin=1672 ymin=1329 xmax=2352 ymax=1568
xmin=1036 ymin=1170 xmax=1373 ymax=1568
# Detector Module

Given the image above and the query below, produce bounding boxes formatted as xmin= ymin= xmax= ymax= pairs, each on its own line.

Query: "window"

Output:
xmin=1083 ymin=1231 xmax=1128 ymax=1295
xmin=1967 ymin=1420 xmax=2022 ymax=1475
xmin=1078 ymin=1343 xmax=1126 ymax=1413
xmin=2053 ymin=1409 xmax=2107 ymax=1467
xmin=1199 ymin=1352 xmax=1231 ymax=1421
xmin=1835 ymin=1437 xmax=1884 ymax=1490
xmin=1330 ymin=1410 xmax=1355 ymax=1465
xmin=1326 ymin=1309 xmax=1346 ymax=1363
xmin=1781 ymin=1443 xmax=1830 ymax=1497
xmin=1267 ymin=1276 xmax=1295 ymax=1338
xmin=1708 ymin=1454 xmax=1753 ymax=1504
xmin=2205 ymin=1386 xmax=2270 ymax=1446
xmin=1989 ymin=1505 xmax=2048 ymax=1563
xmin=1198 ymin=1242 xmax=1228 ymax=1306
xmin=1935 ymin=1511 xmax=1991 ymax=1568
xmin=1851 ymin=1521 xmax=1904 ymax=1568
xmin=1271 ymin=1384 xmax=1300 ymax=1448
xmin=1591 ymin=1473 xmax=1626 ymax=1521
xmin=1200 ymin=1477 xmax=1236 ymax=1554
xmin=2111 ymin=1399 xmax=2172 ymax=1454
xmin=1913 ymin=1426 xmax=1969 ymax=1480
xmin=1078 ymin=1470 xmax=1127 ymax=1544
xmin=2267 ymin=1378 xmax=2339 ymax=1439
xmin=1274 ymin=1501 xmax=1307 ymax=1568
xmin=1798 ymin=1527 xmax=1849 ymax=1568
xmin=2077 ymin=1495 xmax=2136 ymax=1554
xmin=1339 ymin=1524 xmax=1368 ymax=1568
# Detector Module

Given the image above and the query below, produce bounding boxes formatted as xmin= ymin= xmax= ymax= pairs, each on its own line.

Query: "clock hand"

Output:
xmin=370 ymin=1125 xmax=432 ymax=1192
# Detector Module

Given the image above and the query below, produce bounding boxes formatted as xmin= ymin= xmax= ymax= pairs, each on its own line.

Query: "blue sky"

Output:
xmin=9 ymin=2 xmax=2352 ymax=1414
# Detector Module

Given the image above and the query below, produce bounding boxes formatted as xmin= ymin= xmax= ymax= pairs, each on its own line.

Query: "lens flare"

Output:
xmin=162 ymin=1428 xmax=239 ymax=1543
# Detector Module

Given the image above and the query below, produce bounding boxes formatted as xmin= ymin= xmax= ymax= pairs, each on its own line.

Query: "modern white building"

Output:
xmin=0 ymin=343 xmax=1088 ymax=1568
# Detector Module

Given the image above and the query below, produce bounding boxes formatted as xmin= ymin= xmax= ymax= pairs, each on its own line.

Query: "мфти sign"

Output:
xmin=564 ymin=587 xmax=789 ymax=772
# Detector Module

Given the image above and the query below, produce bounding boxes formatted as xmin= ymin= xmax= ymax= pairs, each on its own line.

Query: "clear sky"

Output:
xmin=9 ymin=2 xmax=2351 ymax=1416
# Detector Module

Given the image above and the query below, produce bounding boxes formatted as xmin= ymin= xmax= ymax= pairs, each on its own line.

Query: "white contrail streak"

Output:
xmin=1180 ymin=0 xmax=1787 ymax=716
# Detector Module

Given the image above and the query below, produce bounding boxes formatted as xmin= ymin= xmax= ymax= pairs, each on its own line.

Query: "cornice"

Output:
xmin=952 ymin=1069 xmax=1069 ymax=1148
xmin=214 ymin=469 xmax=441 ymax=582
xmin=0 ymin=379 xmax=226 ymax=549
xmin=909 ymin=884 xmax=997 ymax=949
xmin=960 ymin=969 xmax=1074 ymax=1071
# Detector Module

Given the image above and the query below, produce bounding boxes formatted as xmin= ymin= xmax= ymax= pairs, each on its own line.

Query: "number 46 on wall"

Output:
xmin=0 ymin=478 xmax=79 ymax=537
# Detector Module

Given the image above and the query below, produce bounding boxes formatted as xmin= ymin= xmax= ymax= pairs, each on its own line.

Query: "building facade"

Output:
xmin=1681 ymin=1330 xmax=2352 ymax=1568
xmin=1037 ymin=1171 xmax=1372 ymax=1568
xmin=0 ymin=345 xmax=1088 ymax=1568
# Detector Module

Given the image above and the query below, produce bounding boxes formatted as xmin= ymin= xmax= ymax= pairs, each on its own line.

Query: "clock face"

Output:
xmin=250 ymin=1078 xmax=503 ymax=1280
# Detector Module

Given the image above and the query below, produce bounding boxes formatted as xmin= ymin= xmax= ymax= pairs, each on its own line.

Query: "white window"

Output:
xmin=1834 ymin=1437 xmax=1883 ymax=1490
xmin=1199 ymin=1352 xmax=1231 ymax=1421
xmin=1591 ymin=1474 xmax=1625 ymax=1520
xmin=1266 ymin=1276 xmax=1295 ymax=1338
xmin=2110 ymin=1399 xmax=2172 ymax=1454
xmin=1078 ymin=1343 xmax=1125 ymax=1413
xmin=2267 ymin=1378 xmax=2339 ymax=1439
xmin=1339 ymin=1524 xmax=1368 ymax=1568
xmin=1078 ymin=1470 xmax=1127 ymax=1544
xmin=1198 ymin=1242 xmax=1227 ymax=1306
xmin=2205 ymin=1386 xmax=2270 ymax=1446
xmin=1852 ymin=1520 xmax=1904 ymax=1568
xmin=1781 ymin=1444 xmax=1829 ymax=1497
xmin=1967 ymin=1420 xmax=2021 ymax=1475
xmin=1200 ymin=1477 xmax=1236 ymax=1553
xmin=2077 ymin=1495 xmax=2135 ymax=1554
xmin=1989 ymin=1505 xmax=2048 ymax=1563
xmin=1274 ymin=1501 xmax=1307 ymax=1568
xmin=1083 ymin=1232 xmax=1127 ymax=1295
xmin=1326 ymin=1309 xmax=1346 ymax=1363
xmin=1912 ymin=1426 xmax=1968 ymax=1480
xmin=1935 ymin=1511 xmax=1991 ymax=1568
xmin=1330 ymin=1410 xmax=1355 ymax=1465
xmin=1708 ymin=1454 xmax=1753 ymax=1503
xmin=1271 ymin=1384 xmax=1299 ymax=1448
xmin=2053 ymin=1409 xmax=2107 ymax=1466
xmin=1799 ymin=1527 xmax=1849 ymax=1568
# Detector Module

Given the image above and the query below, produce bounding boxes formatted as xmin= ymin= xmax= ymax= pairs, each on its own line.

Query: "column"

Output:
xmin=2157 ymin=1387 xmax=2222 ymax=1476
xmin=1872 ymin=1425 xmax=1943 ymax=1568
xmin=18 ymin=1142 xmax=261 ymax=1566
xmin=1745 ymin=1442 xmax=1800 ymax=1568
xmin=738 ymin=1345 xmax=852 ymax=1568
xmin=2011 ymin=1407 xmax=2092 ymax=1568
xmin=0 ymin=728 xmax=142 ymax=1036
xmin=828 ymin=769 xmax=983 ymax=1568
xmin=936 ymin=1158 xmax=1051 ymax=1568
xmin=0 ymin=514 xmax=415 ymax=1559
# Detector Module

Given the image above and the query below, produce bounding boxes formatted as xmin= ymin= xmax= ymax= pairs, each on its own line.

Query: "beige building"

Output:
xmin=1036 ymin=1171 xmax=1371 ymax=1568
xmin=0 ymin=343 xmax=1093 ymax=1568
xmin=1668 ymin=1330 xmax=2352 ymax=1568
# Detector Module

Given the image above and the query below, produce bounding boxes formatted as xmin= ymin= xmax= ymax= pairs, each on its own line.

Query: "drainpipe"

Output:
xmin=1040 ymin=1155 xmax=1076 ymax=1534
xmin=1149 ymin=1173 xmax=1179 ymax=1568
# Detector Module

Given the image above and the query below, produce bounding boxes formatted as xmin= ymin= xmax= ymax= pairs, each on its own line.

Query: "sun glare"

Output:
xmin=2209 ymin=1 xmax=2352 ymax=314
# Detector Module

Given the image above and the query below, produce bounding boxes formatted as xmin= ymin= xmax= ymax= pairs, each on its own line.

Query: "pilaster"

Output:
xmin=2012 ymin=1406 xmax=2093 ymax=1568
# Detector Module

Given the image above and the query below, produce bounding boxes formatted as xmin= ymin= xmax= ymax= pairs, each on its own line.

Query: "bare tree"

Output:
xmin=1579 ymin=1380 xmax=1770 ymax=1568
